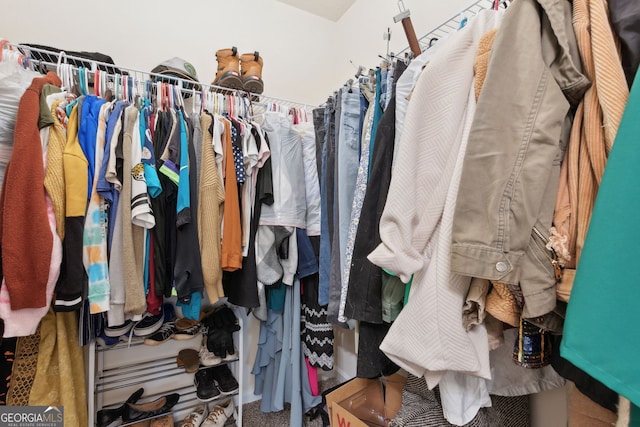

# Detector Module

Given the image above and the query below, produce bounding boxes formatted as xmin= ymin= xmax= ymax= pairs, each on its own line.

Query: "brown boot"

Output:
xmin=240 ymin=51 xmax=264 ymax=94
xmin=213 ymin=47 xmax=242 ymax=90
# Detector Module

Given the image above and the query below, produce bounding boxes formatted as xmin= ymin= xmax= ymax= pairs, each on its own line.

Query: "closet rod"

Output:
xmin=5 ymin=42 xmax=317 ymax=110
xmin=396 ymin=0 xmax=495 ymax=57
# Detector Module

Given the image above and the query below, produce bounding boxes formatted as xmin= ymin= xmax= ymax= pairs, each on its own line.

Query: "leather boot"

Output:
xmin=213 ymin=47 xmax=242 ymax=90
xmin=240 ymin=51 xmax=264 ymax=94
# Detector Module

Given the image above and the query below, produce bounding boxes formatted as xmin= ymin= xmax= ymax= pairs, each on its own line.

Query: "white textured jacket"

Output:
xmin=368 ymin=10 xmax=504 ymax=425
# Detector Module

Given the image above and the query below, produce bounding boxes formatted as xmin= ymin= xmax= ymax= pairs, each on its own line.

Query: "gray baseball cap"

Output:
xmin=151 ymin=57 xmax=201 ymax=91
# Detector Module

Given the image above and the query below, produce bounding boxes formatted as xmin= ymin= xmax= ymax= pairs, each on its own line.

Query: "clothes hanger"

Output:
xmin=122 ymin=74 xmax=128 ymax=102
xmin=95 ymin=69 xmax=101 ymax=98
xmin=78 ymin=67 xmax=89 ymax=96
xmin=56 ymin=51 xmax=69 ymax=91
xmin=393 ymin=0 xmax=421 ymax=58
xmin=175 ymin=84 xmax=184 ymax=110
xmin=458 ymin=12 xmax=468 ymax=29
xmin=0 ymin=39 xmax=10 ymax=62
xmin=192 ymin=87 xmax=197 ymax=115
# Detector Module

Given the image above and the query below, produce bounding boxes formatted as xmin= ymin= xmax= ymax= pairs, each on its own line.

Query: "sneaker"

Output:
xmin=199 ymin=345 xmax=222 ymax=367
xmin=201 ymin=399 xmax=236 ymax=427
xmin=104 ymin=319 xmax=134 ymax=337
xmin=143 ymin=321 xmax=177 ymax=346
xmin=210 ymin=365 xmax=239 ymax=395
xmin=222 ymin=347 xmax=238 ymax=363
xmin=174 ymin=318 xmax=202 ymax=340
xmin=133 ymin=309 xmax=164 ymax=337
xmin=194 ymin=368 xmax=221 ymax=402
xmin=96 ymin=331 xmax=121 ymax=348
xmin=181 ymin=404 xmax=207 ymax=427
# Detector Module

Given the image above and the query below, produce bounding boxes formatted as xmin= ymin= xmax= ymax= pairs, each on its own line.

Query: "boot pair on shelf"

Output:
xmin=213 ymin=46 xmax=264 ymax=94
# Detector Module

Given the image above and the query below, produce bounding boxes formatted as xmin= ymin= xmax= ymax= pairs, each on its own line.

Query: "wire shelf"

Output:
xmin=3 ymin=42 xmax=317 ymax=111
xmin=396 ymin=0 xmax=498 ymax=57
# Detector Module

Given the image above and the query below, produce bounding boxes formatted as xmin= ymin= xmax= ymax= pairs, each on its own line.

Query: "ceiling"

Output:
xmin=276 ymin=0 xmax=357 ymax=22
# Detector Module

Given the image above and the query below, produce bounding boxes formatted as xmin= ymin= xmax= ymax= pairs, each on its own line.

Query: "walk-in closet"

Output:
xmin=1 ymin=0 xmax=638 ymax=426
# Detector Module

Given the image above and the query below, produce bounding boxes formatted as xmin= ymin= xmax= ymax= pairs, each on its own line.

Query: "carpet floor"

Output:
xmin=241 ymin=377 xmax=341 ymax=427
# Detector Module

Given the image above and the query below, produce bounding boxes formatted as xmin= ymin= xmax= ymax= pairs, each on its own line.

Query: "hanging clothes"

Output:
xmin=198 ymin=112 xmax=225 ymax=303
xmin=561 ymin=65 xmax=640 ymax=412
xmin=84 ymin=101 xmax=111 ymax=314
xmin=318 ymin=97 xmax=336 ymax=307
xmin=150 ymin=109 xmax=175 ymax=299
xmin=259 ymin=111 xmax=307 ymax=229
xmin=220 ymin=117 xmax=243 ymax=272
xmin=0 ymin=72 xmax=60 ymax=312
xmin=174 ymin=111 xmax=205 ymax=316
xmin=0 ymin=62 xmax=40 ymax=186
xmin=368 ymin=10 xmax=503 ymax=425
xmin=223 ymin=122 xmax=270 ymax=308
xmin=450 ymin=0 xmax=589 ymax=321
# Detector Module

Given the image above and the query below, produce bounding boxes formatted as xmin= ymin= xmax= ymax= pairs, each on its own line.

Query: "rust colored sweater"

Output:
xmin=0 ymin=72 xmax=61 ymax=310
xmin=220 ymin=118 xmax=243 ymax=271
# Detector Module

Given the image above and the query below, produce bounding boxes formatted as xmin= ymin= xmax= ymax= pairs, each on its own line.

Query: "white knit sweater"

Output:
xmin=368 ymin=10 xmax=504 ymax=425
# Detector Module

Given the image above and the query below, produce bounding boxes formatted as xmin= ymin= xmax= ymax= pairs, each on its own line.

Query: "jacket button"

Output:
xmin=496 ymin=262 xmax=508 ymax=272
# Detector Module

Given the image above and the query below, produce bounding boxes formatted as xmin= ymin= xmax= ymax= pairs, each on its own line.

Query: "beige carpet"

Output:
xmin=241 ymin=377 xmax=341 ymax=427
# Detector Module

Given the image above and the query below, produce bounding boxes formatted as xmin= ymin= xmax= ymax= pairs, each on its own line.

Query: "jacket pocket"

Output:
xmin=530 ymin=224 xmax=562 ymax=282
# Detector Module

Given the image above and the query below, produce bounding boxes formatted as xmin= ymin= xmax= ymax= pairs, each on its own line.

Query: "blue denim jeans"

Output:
xmin=327 ymin=87 xmax=361 ymax=319
xmin=312 ymin=108 xmax=326 ymax=180
xmin=318 ymin=97 xmax=336 ymax=306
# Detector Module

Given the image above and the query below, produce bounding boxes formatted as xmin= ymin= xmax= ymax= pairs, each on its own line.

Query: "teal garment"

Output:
xmin=382 ymin=268 xmax=413 ymax=306
xmin=561 ymin=69 xmax=640 ymax=407
xmin=177 ymin=291 xmax=201 ymax=320
xmin=267 ymin=282 xmax=287 ymax=312
xmin=632 ymin=404 xmax=640 ymax=427
xmin=368 ymin=68 xmax=384 ymax=175
xmin=176 ymin=110 xmax=190 ymax=217
xmin=140 ymin=107 xmax=162 ymax=198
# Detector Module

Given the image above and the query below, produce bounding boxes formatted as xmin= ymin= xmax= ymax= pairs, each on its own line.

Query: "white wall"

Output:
xmin=0 ymin=0 xmax=480 ymax=105
xmin=331 ymin=0 xmax=473 ymax=89
xmin=0 ymin=0 xmax=338 ymax=105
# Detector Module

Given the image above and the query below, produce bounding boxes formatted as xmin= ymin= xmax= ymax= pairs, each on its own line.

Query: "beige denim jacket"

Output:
xmin=451 ymin=0 xmax=590 ymax=318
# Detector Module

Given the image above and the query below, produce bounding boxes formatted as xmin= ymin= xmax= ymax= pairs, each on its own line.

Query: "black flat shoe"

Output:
xmin=122 ymin=393 xmax=180 ymax=423
xmin=96 ymin=387 xmax=144 ymax=427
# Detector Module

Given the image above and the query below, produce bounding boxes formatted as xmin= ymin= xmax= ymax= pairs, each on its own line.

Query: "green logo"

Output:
xmin=184 ymin=62 xmax=196 ymax=78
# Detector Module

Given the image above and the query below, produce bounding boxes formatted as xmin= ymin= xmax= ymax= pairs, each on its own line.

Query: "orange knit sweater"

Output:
xmin=220 ymin=118 xmax=243 ymax=271
xmin=0 ymin=72 xmax=61 ymax=310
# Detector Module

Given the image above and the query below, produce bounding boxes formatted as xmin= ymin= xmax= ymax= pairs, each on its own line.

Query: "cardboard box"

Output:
xmin=326 ymin=373 xmax=406 ymax=427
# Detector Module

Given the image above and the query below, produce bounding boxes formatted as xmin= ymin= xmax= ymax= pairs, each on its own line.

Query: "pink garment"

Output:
xmin=306 ymin=357 xmax=319 ymax=396
xmin=0 ymin=196 xmax=62 ymax=337
xmin=146 ymin=237 xmax=162 ymax=315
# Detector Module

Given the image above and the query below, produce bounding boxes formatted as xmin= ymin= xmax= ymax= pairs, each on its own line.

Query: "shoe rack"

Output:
xmin=88 ymin=305 xmax=244 ymax=426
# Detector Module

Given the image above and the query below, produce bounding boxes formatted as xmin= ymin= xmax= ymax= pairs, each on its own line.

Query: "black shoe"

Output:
xmin=133 ymin=309 xmax=165 ymax=337
xmin=96 ymin=387 xmax=144 ymax=427
xmin=122 ymin=393 xmax=180 ymax=423
xmin=143 ymin=320 xmax=177 ymax=346
xmin=211 ymin=365 xmax=239 ymax=395
xmin=104 ymin=319 xmax=134 ymax=337
xmin=195 ymin=368 xmax=222 ymax=402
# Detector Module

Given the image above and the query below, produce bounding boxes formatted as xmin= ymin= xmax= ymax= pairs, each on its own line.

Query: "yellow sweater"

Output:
xmin=198 ymin=113 xmax=225 ymax=303
xmin=45 ymin=99 xmax=66 ymax=239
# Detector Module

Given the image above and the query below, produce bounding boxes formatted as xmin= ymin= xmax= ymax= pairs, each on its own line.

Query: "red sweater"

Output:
xmin=0 ymin=72 xmax=61 ymax=310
